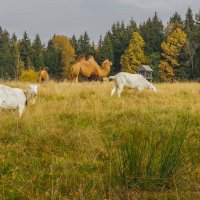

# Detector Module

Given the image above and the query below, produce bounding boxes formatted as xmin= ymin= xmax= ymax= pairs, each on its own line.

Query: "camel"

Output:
xmin=71 ymin=56 xmax=112 ymax=83
xmin=38 ymin=67 xmax=49 ymax=83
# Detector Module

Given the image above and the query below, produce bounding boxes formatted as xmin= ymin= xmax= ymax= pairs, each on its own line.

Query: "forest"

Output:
xmin=0 ymin=7 xmax=200 ymax=82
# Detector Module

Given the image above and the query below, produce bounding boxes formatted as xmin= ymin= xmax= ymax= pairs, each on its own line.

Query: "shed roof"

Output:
xmin=138 ymin=65 xmax=153 ymax=72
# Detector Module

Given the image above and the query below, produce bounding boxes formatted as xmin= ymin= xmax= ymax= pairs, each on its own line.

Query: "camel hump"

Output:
xmin=76 ymin=55 xmax=86 ymax=62
xmin=85 ymin=55 xmax=94 ymax=61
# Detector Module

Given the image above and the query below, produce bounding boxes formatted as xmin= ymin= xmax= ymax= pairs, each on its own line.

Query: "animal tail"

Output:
xmin=108 ymin=76 xmax=115 ymax=81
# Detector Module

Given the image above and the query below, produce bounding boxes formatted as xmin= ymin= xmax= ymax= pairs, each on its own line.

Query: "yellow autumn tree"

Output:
xmin=120 ymin=32 xmax=148 ymax=73
xmin=159 ymin=28 xmax=187 ymax=81
xmin=52 ymin=35 xmax=75 ymax=79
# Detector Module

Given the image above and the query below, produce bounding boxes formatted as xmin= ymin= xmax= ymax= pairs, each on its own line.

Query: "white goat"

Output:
xmin=0 ymin=84 xmax=38 ymax=117
xmin=109 ymin=72 xmax=157 ymax=97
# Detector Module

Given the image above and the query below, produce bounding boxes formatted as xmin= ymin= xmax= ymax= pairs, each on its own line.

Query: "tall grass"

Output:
xmin=0 ymin=81 xmax=200 ymax=199
xmin=111 ymin=115 xmax=190 ymax=191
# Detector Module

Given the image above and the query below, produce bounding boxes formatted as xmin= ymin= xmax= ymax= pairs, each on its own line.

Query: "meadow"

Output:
xmin=0 ymin=81 xmax=200 ymax=199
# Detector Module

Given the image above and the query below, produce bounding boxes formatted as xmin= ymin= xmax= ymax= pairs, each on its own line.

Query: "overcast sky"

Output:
xmin=0 ymin=0 xmax=199 ymax=43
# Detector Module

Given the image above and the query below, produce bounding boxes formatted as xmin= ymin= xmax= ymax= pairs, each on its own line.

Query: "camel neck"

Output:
xmin=101 ymin=65 xmax=110 ymax=76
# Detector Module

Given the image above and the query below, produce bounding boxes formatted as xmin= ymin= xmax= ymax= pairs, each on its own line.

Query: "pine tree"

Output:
xmin=185 ymin=7 xmax=195 ymax=32
xmin=45 ymin=38 xmax=62 ymax=79
xmin=10 ymin=33 xmax=22 ymax=79
xmin=19 ymin=31 xmax=32 ymax=69
xmin=184 ymin=7 xmax=196 ymax=78
xmin=169 ymin=12 xmax=183 ymax=28
xmin=120 ymin=32 xmax=147 ymax=73
xmin=140 ymin=12 xmax=164 ymax=55
xmin=89 ymin=42 xmax=97 ymax=58
xmin=126 ymin=19 xmax=139 ymax=40
xmin=70 ymin=34 xmax=78 ymax=56
xmin=159 ymin=28 xmax=187 ymax=81
xmin=0 ymin=28 xmax=13 ymax=79
xmin=32 ymin=34 xmax=45 ymax=71
xmin=194 ymin=11 xmax=200 ymax=78
xmin=109 ymin=21 xmax=131 ymax=72
xmin=97 ymin=34 xmax=114 ymax=65
xmin=139 ymin=12 xmax=164 ymax=81
xmin=98 ymin=35 xmax=103 ymax=49
xmin=77 ymin=32 xmax=91 ymax=56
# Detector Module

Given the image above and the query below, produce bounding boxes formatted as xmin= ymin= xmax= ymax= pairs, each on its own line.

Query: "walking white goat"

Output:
xmin=0 ymin=84 xmax=38 ymax=117
xmin=109 ymin=72 xmax=157 ymax=97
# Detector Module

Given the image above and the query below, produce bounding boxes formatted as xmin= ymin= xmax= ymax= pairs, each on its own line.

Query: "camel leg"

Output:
xmin=75 ymin=76 xmax=78 ymax=83
xmin=111 ymin=86 xmax=117 ymax=96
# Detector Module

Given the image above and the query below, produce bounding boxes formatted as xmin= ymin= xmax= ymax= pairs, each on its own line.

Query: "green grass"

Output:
xmin=0 ymin=81 xmax=200 ymax=199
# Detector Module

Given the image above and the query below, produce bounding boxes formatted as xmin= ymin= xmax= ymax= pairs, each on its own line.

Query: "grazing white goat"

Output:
xmin=0 ymin=84 xmax=38 ymax=117
xmin=109 ymin=72 xmax=157 ymax=97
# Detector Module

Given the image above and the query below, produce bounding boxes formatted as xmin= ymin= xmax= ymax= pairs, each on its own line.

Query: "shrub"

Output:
xmin=19 ymin=69 xmax=38 ymax=82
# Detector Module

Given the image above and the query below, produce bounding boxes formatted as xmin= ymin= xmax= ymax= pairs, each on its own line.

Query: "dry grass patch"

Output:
xmin=0 ymin=81 xmax=200 ymax=199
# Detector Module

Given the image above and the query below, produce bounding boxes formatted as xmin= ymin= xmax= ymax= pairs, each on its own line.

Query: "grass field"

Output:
xmin=0 ymin=81 xmax=200 ymax=199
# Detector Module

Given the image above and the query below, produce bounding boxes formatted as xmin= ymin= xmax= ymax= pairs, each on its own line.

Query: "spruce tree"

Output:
xmin=139 ymin=12 xmax=164 ymax=81
xmin=10 ymin=33 xmax=22 ymax=79
xmin=194 ymin=11 xmax=200 ymax=78
xmin=169 ymin=12 xmax=183 ymax=26
xmin=140 ymin=12 xmax=164 ymax=55
xmin=70 ymin=34 xmax=78 ymax=56
xmin=109 ymin=21 xmax=130 ymax=72
xmin=126 ymin=19 xmax=139 ymax=40
xmin=97 ymin=34 xmax=114 ymax=65
xmin=32 ymin=34 xmax=45 ymax=71
xmin=45 ymin=38 xmax=62 ymax=79
xmin=184 ymin=7 xmax=196 ymax=78
xmin=77 ymin=32 xmax=90 ymax=56
xmin=89 ymin=42 xmax=97 ymax=58
xmin=19 ymin=31 xmax=32 ymax=69
xmin=0 ymin=28 xmax=13 ymax=78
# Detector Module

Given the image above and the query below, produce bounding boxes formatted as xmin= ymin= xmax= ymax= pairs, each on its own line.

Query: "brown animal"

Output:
xmin=71 ymin=56 xmax=112 ymax=83
xmin=38 ymin=67 xmax=49 ymax=83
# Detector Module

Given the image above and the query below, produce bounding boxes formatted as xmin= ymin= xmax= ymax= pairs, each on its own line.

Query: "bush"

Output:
xmin=19 ymin=69 xmax=38 ymax=82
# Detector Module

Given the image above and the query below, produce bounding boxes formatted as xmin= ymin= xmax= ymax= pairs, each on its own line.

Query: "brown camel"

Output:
xmin=71 ymin=56 xmax=112 ymax=83
xmin=38 ymin=67 xmax=49 ymax=83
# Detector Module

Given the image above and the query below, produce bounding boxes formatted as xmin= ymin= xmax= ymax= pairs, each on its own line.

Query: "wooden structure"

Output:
xmin=138 ymin=65 xmax=153 ymax=82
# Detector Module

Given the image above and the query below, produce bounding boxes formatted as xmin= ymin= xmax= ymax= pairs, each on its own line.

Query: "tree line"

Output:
xmin=0 ymin=7 xmax=200 ymax=81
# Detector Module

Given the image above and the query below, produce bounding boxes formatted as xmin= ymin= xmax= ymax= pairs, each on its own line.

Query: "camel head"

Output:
xmin=101 ymin=59 xmax=112 ymax=69
xmin=98 ymin=59 xmax=112 ymax=78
